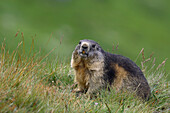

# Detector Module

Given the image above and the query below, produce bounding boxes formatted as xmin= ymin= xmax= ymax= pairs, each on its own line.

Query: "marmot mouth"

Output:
xmin=79 ymin=51 xmax=88 ymax=58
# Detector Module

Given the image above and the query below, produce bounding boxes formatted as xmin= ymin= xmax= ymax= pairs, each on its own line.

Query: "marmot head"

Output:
xmin=76 ymin=39 xmax=103 ymax=58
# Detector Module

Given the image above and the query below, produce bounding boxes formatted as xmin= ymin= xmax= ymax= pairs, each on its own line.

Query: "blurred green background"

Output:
xmin=0 ymin=0 xmax=169 ymax=78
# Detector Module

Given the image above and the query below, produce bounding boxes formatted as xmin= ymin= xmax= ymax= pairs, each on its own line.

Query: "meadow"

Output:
xmin=0 ymin=0 xmax=170 ymax=74
xmin=0 ymin=1 xmax=169 ymax=112
xmin=0 ymin=37 xmax=169 ymax=112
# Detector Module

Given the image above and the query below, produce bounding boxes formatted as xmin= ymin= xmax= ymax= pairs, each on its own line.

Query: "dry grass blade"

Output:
xmin=143 ymin=58 xmax=151 ymax=64
xmin=156 ymin=58 xmax=168 ymax=70
xmin=21 ymin=32 xmax=25 ymax=54
xmin=46 ymin=32 xmax=53 ymax=45
xmin=143 ymin=52 xmax=154 ymax=64
xmin=142 ymin=49 xmax=145 ymax=61
xmin=141 ymin=62 xmax=144 ymax=70
xmin=29 ymin=35 xmax=36 ymax=54
xmin=15 ymin=30 xmax=20 ymax=38
xmin=38 ymin=47 xmax=56 ymax=63
xmin=0 ymin=40 xmax=6 ymax=71
xmin=150 ymin=52 xmax=154 ymax=59
xmin=116 ymin=42 xmax=119 ymax=51
xmin=152 ymin=58 xmax=156 ymax=65
xmin=135 ymin=48 xmax=144 ymax=62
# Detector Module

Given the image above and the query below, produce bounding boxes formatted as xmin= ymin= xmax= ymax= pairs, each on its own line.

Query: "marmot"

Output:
xmin=71 ymin=39 xmax=151 ymax=100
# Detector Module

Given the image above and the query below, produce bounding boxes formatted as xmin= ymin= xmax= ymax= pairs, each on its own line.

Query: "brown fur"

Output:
xmin=112 ymin=64 xmax=128 ymax=90
xmin=74 ymin=62 xmax=90 ymax=92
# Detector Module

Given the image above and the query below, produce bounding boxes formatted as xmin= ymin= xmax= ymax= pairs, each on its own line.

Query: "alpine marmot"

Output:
xmin=71 ymin=39 xmax=151 ymax=100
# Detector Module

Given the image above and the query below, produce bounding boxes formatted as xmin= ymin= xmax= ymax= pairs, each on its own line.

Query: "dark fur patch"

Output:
xmin=103 ymin=52 xmax=151 ymax=100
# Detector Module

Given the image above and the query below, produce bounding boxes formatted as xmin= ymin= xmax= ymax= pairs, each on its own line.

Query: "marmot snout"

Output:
xmin=71 ymin=39 xmax=151 ymax=100
xmin=78 ymin=40 xmax=101 ymax=58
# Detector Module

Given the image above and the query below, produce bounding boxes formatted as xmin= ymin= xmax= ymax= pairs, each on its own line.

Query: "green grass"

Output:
xmin=0 ymin=0 xmax=170 ymax=75
xmin=0 ymin=38 xmax=169 ymax=112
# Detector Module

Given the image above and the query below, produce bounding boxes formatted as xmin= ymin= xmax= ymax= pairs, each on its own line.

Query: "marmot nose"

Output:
xmin=82 ymin=44 xmax=88 ymax=50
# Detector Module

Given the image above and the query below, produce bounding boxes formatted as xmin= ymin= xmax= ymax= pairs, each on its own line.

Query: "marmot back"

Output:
xmin=71 ymin=39 xmax=151 ymax=100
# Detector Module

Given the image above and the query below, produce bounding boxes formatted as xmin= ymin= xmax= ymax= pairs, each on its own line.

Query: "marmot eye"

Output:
xmin=92 ymin=44 xmax=96 ymax=48
xmin=79 ymin=42 xmax=81 ymax=44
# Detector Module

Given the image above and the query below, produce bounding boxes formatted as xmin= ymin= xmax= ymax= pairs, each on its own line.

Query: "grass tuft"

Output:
xmin=0 ymin=37 xmax=169 ymax=112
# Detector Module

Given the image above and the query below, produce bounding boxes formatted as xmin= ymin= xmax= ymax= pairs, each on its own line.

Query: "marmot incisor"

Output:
xmin=71 ymin=39 xmax=151 ymax=100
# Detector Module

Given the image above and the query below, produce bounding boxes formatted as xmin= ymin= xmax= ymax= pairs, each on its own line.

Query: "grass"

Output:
xmin=1 ymin=0 xmax=170 ymax=73
xmin=0 ymin=37 xmax=169 ymax=113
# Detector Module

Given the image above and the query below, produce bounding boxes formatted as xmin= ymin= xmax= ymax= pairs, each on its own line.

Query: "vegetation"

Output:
xmin=0 ymin=0 xmax=170 ymax=75
xmin=0 ymin=37 xmax=169 ymax=112
xmin=0 ymin=1 xmax=169 ymax=112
